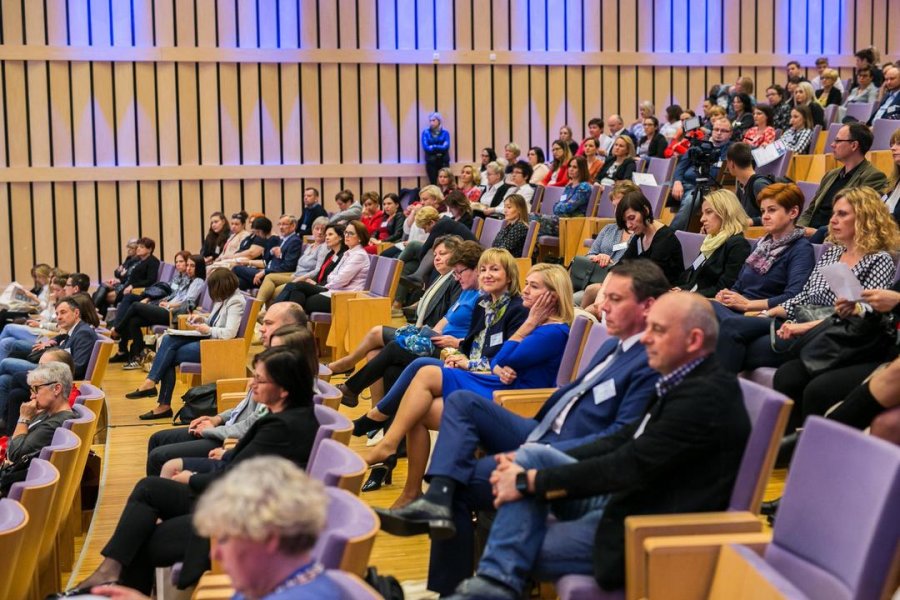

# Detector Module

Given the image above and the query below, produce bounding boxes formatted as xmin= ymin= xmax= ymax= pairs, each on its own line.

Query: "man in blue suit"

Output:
xmin=868 ymin=66 xmax=900 ymax=125
xmin=374 ymin=259 xmax=670 ymax=596
xmin=233 ymin=214 xmax=302 ymax=290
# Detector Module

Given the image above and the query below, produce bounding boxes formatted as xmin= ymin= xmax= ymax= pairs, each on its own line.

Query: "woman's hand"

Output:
xmin=89 ymin=583 xmax=151 ymax=600
xmin=492 ymin=364 xmax=518 ymax=385
xmin=834 ymin=298 xmax=858 ymax=319
xmin=192 ymin=323 xmax=212 ymax=335
xmin=590 ymin=253 xmax=612 ymax=267
xmin=716 ymin=289 xmax=750 ymax=312
xmin=776 ymin=320 xmax=818 ymax=340
xmin=861 ymin=288 xmax=900 ymax=313
xmin=208 ymin=447 xmax=226 ymax=460
xmin=444 ymin=354 xmax=469 ymax=369
xmin=431 ymin=335 xmax=460 ymax=349
xmin=19 ymin=400 xmax=38 ymax=420
xmin=526 ymin=291 xmax=557 ymax=327
xmin=25 ymin=319 xmax=40 ymax=327
xmin=171 ymin=470 xmax=194 ymax=485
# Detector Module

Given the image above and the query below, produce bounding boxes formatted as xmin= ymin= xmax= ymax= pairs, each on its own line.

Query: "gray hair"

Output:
xmin=194 ymin=457 xmax=327 ymax=555
xmin=27 ymin=362 xmax=73 ymax=397
xmin=311 ymin=216 xmax=330 ymax=230
xmin=505 ymin=142 xmax=521 ymax=155
xmin=280 ymin=214 xmax=298 ymax=226
xmin=486 ymin=161 xmax=505 ymax=176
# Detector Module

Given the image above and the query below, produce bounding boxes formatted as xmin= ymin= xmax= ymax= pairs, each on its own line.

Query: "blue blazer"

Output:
xmin=56 ymin=321 xmax=99 ymax=380
xmin=460 ymin=295 xmax=528 ymax=360
xmin=265 ymin=233 xmax=303 ymax=274
xmin=533 ymin=338 xmax=658 ymax=451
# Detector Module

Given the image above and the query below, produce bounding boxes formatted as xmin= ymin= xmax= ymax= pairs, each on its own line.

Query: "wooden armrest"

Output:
xmin=131 ymin=287 xmax=145 ymax=295
xmin=216 ymin=378 xmax=250 ymax=403
xmin=176 ymin=314 xmax=191 ymax=330
xmin=375 ymin=241 xmax=394 ymax=254
xmin=625 ymin=512 xmax=763 ymax=600
xmin=643 ymin=532 xmax=771 ymax=600
xmin=493 ymin=388 xmax=556 ymax=418
xmin=218 ymin=392 xmax=247 ymax=414
xmin=745 ymin=226 xmax=767 ymax=239
xmin=223 ymin=438 xmax=238 ymax=450
xmin=326 ymin=293 xmax=392 ymax=363
xmin=198 ymin=339 xmax=249 ymax=384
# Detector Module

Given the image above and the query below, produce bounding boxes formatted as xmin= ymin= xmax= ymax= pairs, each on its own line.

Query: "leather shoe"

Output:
xmin=374 ymin=497 xmax=456 ymax=540
xmin=444 ymin=575 xmax=518 ymax=599
xmin=125 ymin=387 xmax=158 ymax=399
xmin=774 ymin=432 xmax=800 ymax=469
xmin=760 ymin=497 xmax=780 ymax=517
xmin=338 ymin=383 xmax=359 ymax=408
xmin=139 ymin=408 xmax=173 ymax=420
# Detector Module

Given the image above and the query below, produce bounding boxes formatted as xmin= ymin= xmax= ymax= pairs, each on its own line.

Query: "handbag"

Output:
xmin=0 ymin=450 xmax=39 ymax=497
xmin=569 ymin=255 xmax=610 ymax=292
xmin=394 ymin=325 xmax=435 ymax=358
xmin=798 ymin=313 xmax=894 ymax=375
xmin=794 ymin=304 xmax=836 ymax=322
xmin=172 ymin=382 xmax=218 ymax=424
xmin=141 ymin=281 xmax=173 ymax=301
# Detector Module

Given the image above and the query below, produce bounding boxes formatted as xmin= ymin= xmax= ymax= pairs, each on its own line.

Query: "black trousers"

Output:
xmin=119 ymin=302 xmax=171 ymax=358
xmin=344 ymin=338 xmax=438 ymax=396
xmin=278 ymin=281 xmax=332 ymax=314
xmin=425 ymin=153 xmax=449 ymax=185
xmin=146 ymin=427 xmax=220 ymax=476
xmin=773 ymin=359 xmax=882 ymax=431
xmin=102 ymin=476 xmax=209 ymax=593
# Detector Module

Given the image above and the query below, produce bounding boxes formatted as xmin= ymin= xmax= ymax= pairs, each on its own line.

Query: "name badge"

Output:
xmin=300 ymin=223 xmax=308 ymax=231
xmin=691 ymin=254 xmax=706 ymax=270
xmin=593 ymin=379 xmax=617 ymax=405
xmin=612 ymin=242 xmax=628 ymax=252
xmin=633 ymin=413 xmax=652 ymax=439
xmin=490 ymin=332 xmax=503 ymax=347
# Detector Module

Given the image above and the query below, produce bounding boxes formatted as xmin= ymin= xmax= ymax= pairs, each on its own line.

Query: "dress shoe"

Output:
xmin=760 ymin=497 xmax=780 ymax=517
xmin=362 ymin=454 xmax=397 ymax=492
xmin=125 ymin=387 xmax=158 ymax=399
xmin=374 ymin=496 xmax=456 ymax=540
xmin=139 ymin=408 xmax=173 ymax=420
xmin=443 ymin=575 xmax=519 ymax=599
xmin=326 ymin=363 xmax=355 ymax=377
xmin=338 ymin=383 xmax=359 ymax=407
xmin=352 ymin=414 xmax=386 ymax=437
xmin=774 ymin=432 xmax=800 ymax=469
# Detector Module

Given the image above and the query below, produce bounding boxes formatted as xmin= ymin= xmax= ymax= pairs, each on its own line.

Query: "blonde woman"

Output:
xmin=458 ymin=163 xmax=484 ymax=204
xmin=492 ymin=194 xmax=530 ymax=256
xmin=674 ymin=189 xmax=752 ymax=297
xmin=363 ymin=261 xmax=573 ymax=508
xmin=882 ymin=128 xmax=900 ymax=224
xmin=792 ymin=80 xmax=826 ymax=127
xmin=594 ymin=136 xmax=637 ymax=185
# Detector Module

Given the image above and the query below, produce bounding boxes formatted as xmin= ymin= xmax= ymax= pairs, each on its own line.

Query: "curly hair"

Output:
xmin=829 ymin=186 xmax=900 ymax=254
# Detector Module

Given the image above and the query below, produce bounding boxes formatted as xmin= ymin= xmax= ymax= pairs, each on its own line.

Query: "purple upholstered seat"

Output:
xmin=638 ymin=184 xmax=668 ymax=218
xmin=63 ymin=403 xmax=95 ymax=432
xmin=645 ymin=156 xmax=677 ymax=186
xmin=73 ymin=382 xmax=103 ymax=405
xmin=538 ymin=185 xmax=564 ymax=215
xmin=795 ymin=181 xmax=820 ymax=212
xmin=83 ymin=336 xmax=113 ymax=383
xmin=312 ymin=487 xmax=378 ymax=570
xmin=37 ymin=427 xmax=80 ymax=463
xmin=575 ymin=322 xmax=611 ymax=378
xmin=742 ymin=366 xmax=777 ymax=390
xmin=314 ymin=379 xmax=342 ymax=405
xmin=870 ymin=118 xmax=896 ymax=151
xmin=0 ymin=498 xmax=27 ymax=533
xmin=756 ymin=150 xmax=793 ymax=179
xmin=520 ymin=221 xmax=540 ymax=258
xmin=307 ymin=438 xmax=366 ymax=489
xmin=156 ymin=262 xmax=177 ymax=284
xmin=556 ymin=378 xmax=791 ymax=599
xmin=324 ymin=570 xmax=382 ymax=599
xmin=538 ymin=186 xmax=603 ymax=248
xmin=742 ymin=417 xmax=900 ymax=599
xmin=310 ymin=255 xmax=398 ymax=325
xmin=594 ymin=186 xmax=614 ymax=218
xmin=555 ymin=316 xmax=593 ymax=386
xmin=478 ymin=217 xmax=504 ymax=248
xmin=844 ymin=102 xmax=874 ymax=123
xmin=8 ymin=458 xmax=57 ymax=503
xmin=673 ymin=230 xmax=705 ymax=270
xmin=309 ymin=404 xmax=353 ymax=465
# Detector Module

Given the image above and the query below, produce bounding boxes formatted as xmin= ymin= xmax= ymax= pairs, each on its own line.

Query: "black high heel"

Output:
xmin=362 ymin=454 xmax=398 ymax=492
xmin=353 ymin=414 xmax=387 ymax=437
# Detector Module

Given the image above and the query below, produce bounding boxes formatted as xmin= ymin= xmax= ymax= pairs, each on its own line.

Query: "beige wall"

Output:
xmin=0 ymin=0 xmax=897 ymax=280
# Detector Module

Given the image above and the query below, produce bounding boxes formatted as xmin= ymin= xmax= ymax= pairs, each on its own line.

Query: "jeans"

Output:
xmin=669 ymin=187 xmax=702 ymax=231
xmin=477 ymin=444 xmax=609 ymax=594
xmin=374 ymin=356 xmax=443 ymax=415
xmin=0 ymin=357 xmax=36 ymax=419
xmin=147 ymin=335 xmax=201 ymax=407
xmin=0 ymin=325 xmax=39 ymax=361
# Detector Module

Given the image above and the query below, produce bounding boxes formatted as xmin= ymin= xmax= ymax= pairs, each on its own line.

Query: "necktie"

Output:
xmin=526 ymin=342 xmax=624 ymax=442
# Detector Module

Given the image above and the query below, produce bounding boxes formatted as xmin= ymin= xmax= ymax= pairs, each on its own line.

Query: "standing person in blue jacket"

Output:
xmin=374 ymin=259 xmax=669 ymax=596
xmin=422 ymin=111 xmax=451 ymax=185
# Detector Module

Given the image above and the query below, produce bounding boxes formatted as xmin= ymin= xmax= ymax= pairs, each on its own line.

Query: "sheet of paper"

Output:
xmin=165 ymin=328 xmax=208 ymax=337
xmin=819 ymin=262 xmax=864 ymax=301
xmin=632 ymin=172 xmax=657 ymax=186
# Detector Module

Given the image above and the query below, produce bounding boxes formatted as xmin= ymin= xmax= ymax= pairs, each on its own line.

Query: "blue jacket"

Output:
xmin=421 ymin=127 xmax=451 ymax=157
xmin=731 ymin=236 xmax=815 ymax=308
xmin=533 ymin=338 xmax=658 ymax=451
xmin=265 ymin=233 xmax=302 ymax=274
xmin=672 ymin=140 xmax=731 ymax=190
xmin=56 ymin=321 xmax=99 ymax=380
xmin=460 ymin=295 xmax=528 ymax=361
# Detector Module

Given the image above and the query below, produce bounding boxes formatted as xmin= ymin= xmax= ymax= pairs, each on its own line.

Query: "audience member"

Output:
xmin=558 ymin=125 xmax=579 ymax=155
xmin=200 ymin=212 xmax=229 ymax=264
xmin=527 ymin=146 xmax=550 ymax=184
xmin=636 ymin=116 xmax=667 ymax=160
xmin=792 ymin=81 xmax=826 ymax=127
xmin=627 ymin=102 xmax=656 ymax=141
xmin=868 ymin=65 xmax=900 ymax=124
xmin=814 ymin=68 xmax=842 ymax=107
xmin=851 ymin=47 xmax=883 ymax=89
xmin=492 ymin=195 xmax=530 ymax=257
xmin=533 ymin=155 xmax=592 ymax=236
xmin=659 ymin=104 xmax=683 ymax=140
xmin=842 ymin=66 xmax=878 ymax=106
xmin=780 ymin=105 xmax=815 ymax=154
xmin=619 ymin=189 xmax=684 ymax=285
xmin=359 ymin=191 xmax=385 ymax=238
xmin=376 ymin=192 xmax=405 ymax=243
xmin=478 ymin=162 xmax=514 ymax=214
xmin=766 ymin=84 xmax=793 ymax=130
xmin=727 ymin=142 xmax=775 ymax=225
xmin=785 ymin=60 xmax=806 ymax=85
xmin=730 ymin=92 xmax=754 ymax=138
xmin=502 ymin=144 xmax=522 ymax=179
xmin=422 ymin=112 xmax=451 ymax=184
xmin=328 ymin=189 xmax=363 ymax=225
xmin=810 ymin=57 xmax=843 ymax=91
xmin=670 ymin=118 xmax=733 ymax=230
xmin=298 ymin=187 xmax=328 ymax=236
xmin=256 ymin=216 xmax=330 ymax=307
xmin=742 ymin=105 xmax=776 ymax=148
xmin=582 ymin=137 xmax=604 ymax=181
xmin=883 ymin=128 xmax=900 ymax=225
xmin=2 ymin=349 xmax=76 ymax=436
xmin=233 ymin=215 xmax=301 ymax=290
xmin=458 ymin=163 xmax=484 ymax=203
xmin=479 ymin=147 xmax=498 ymax=185
xmin=272 ymin=222 xmax=346 ymax=305
xmin=437 ymin=167 xmax=457 ymax=197
xmin=213 ymin=212 xmax=251 ymax=263
xmin=594 ymin=136 xmax=637 ymax=186
xmin=541 ymin=140 xmax=572 ymax=187
xmin=575 ymin=118 xmax=604 ymax=156
xmin=504 ymin=160 xmax=535 ymax=209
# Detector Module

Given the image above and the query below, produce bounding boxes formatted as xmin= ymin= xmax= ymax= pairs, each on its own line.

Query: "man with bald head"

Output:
xmin=598 ymin=114 xmax=636 ymax=156
xmin=144 ymin=301 xmax=307 ymax=476
xmin=444 ymin=293 xmax=751 ymax=599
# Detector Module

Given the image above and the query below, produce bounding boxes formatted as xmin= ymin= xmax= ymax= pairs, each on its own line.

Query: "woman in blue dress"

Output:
xmin=362 ymin=261 xmax=573 ymax=508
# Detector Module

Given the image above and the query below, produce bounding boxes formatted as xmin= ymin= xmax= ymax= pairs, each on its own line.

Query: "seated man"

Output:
xmin=144 ymin=302 xmax=306 ymax=475
xmin=232 ymin=215 xmax=301 ymax=290
xmin=669 ymin=117 xmax=733 ymax=231
xmin=375 ymin=260 xmax=669 ymax=595
xmin=430 ymin=292 xmax=751 ymax=599
xmin=327 ymin=189 xmax=363 ymax=225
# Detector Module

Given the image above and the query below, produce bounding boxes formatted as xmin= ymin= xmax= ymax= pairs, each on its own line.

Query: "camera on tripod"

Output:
xmin=683 ymin=116 xmax=718 ymax=180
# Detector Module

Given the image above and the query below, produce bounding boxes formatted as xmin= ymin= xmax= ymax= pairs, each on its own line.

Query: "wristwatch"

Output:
xmin=17 ymin=417 xmax=32 ymax=425
xmin=515 ymin=471 xmax=531 ymax=497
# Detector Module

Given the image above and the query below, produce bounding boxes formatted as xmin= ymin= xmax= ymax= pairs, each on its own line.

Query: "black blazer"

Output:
xmin=815 ymin=87 xmax=842 ymax=107
xmin=622 ymin=225 xmax=684 ymax=285
xmin=420 ymin=218 xmax=478 ymax=256
xmin=383 ymin=212 xmax=405 ymax=242
xmin=460 ymin=295 xmax=527 ymax=359
xmin=126 ymin=255 xmax=160 ymax=288
xmin=676 ymin=235 xmax=752 ymax=298
xmin=314 ymin=249 xmax=345 ymax=285
xmin=298 ymin=203 xmax=328 ymax=235
xmin=532 ymin=358 xmax=751 ymax=590
xmin=419 ymin=277 xmax=462 ymax=328
xmin=595 ymin=158 xmax=637 ymax=184
xmin=640 ymin=133 xmax=667 ymax=159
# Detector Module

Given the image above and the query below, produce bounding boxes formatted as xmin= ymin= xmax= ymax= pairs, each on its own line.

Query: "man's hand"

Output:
xmin=253 ymin=271 xmax=265 ymax=285
xmin=671 ymin=180 xmax=684 ymax=201
xmin=490 ymin=454 xmax=526 ymax=508
xmin=270 ymin=246 xmax=282 ymax=258
xmin=90 ymin=583 xmax=151 ymax=600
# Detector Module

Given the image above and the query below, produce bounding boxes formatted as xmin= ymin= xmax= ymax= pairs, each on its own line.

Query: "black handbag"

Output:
xmin=172 ymin=382 xmax=218 ymax=424
xmin=569 ymin=255 xmax=610 ymax=292
xmin=798 ymin=312 xmax=894 ymax=375
xmin=141 ymin=281 xmax=173 ymax=301
xmin=0 ymin=450 xmax=39 ymax=497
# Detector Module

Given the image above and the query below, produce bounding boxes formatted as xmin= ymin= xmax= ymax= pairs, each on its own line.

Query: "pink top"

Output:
xmin=325 ymin=246 xmax=370 ymax=291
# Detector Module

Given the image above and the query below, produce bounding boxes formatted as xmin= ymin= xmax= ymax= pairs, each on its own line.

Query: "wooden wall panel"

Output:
xmin=1 ymin=0 xmax=898 ymax=280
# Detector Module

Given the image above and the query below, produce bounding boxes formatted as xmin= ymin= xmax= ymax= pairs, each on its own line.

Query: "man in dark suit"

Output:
xmin=298 ymin=187 xmax=328 ymax=236
xmin=233 ymin=215 xmax=302 ymax=290
xmin=438 ymin=292 xmax=751 ymax=599
xmin=375 ymin=260 xmax=670 ymax=595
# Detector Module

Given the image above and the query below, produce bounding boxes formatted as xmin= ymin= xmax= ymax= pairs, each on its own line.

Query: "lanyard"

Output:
xmin=267 ymin=562 xmax=323 ymax=597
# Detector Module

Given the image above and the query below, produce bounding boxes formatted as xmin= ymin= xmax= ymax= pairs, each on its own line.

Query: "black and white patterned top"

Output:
xmin=780 ymin=245 xmax=897 ymax=319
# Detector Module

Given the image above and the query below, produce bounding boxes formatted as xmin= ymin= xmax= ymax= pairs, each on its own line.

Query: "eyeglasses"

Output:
xmin=29 ymin=381 xmax=58 ymax=394
xmin=712 ymin=128 xmax=732 ymax=134
xmin=452 ymin=267 xmax=472 ymax=280
xmin=251 ymin=374 xmax=272 ymax=385
xmin=832 ymin=138 xmax=856 ymax=145
xmin=344 ymin=230 xmax=358 ymax=237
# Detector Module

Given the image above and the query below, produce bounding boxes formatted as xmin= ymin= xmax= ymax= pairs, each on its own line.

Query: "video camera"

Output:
xmin=682 ymin=116 xmax=718 ymax=180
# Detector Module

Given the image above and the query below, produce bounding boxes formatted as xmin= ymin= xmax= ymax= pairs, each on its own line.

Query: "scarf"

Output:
xmin=744 ymin=227 xmax=805 ymax=275
xmin=699 ymin=231 xmax=730 ymax=259
xmin=467 ymin=292 xmax=512 ymax=371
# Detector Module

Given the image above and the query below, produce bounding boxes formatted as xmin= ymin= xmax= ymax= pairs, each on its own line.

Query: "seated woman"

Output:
xmin=358 ymin=263 xmax=573 ymax=507
xmin=210 ymin=215 xmax=274 ymax=271
xmin=814 ymin=68 xmax=843 ymax=107
xmin=531 ymin=155 xmax=593 ymax=237
xmin=1 ymin=362 xmax=76 ymax=496
xmin=882 ymin=128 xmax=900 ymax=226
xmin=458 ymin=164 xmax=484 ymax=204
xmin=256 ymin=216 xmax=330 ymax=306
xmin=582 ymin=137 xmax=604 ymax=181
xmin=540 ymin=140 xmax=571 ymax=188
xmin=742 ymin=105 xmax=776 ymax=148
xmin=594 ymin=136 xmax=637 ymax=186
xmin=716 ymin=186 xmax=899 ymax=374
xmin=0 ymin=275 xmax=65 ymax=361
xmin=791 ymin=81 xmax=826 ymax=128
xmin=213 ymin=211 xmax=251 ymax=264
xmin=74 ymin=347 xmax=319 ymax=594
xmin=273 ymin=222 xmax=346 ymax=306
xmin=200 ymin=211 xmax=230 ymax=264
xmin=277 ymin=220 xmax=370 ymax=315
xmin=375 ymin=192 xmax=405 ymax=244
xmin=619 ymin=189 xmax=684 ymax=284
xmin=715 ymin=183 xmax=816 ymax=317
xmin=359 ymin=191 xmax=385 ymax=239
xmin=492 ymin=194 xmax=530 ymax=257
xmin=674 ymin=189 xmax=752 ymax=297
xmin=96 ymin=237 xmax=161 ymax=317
xmin=779 ymin=105 xmax=815 ymax=154
xmin=636 ymin=116 xmax=667 ymax=160
xmin=110 ymin=252 xmax=207 ymax=367
xmin=2 ymin=350 xmax=78 ymax=437
xmin=331 ymin=238 xmax=480 ymax=407
xmin=577 ymin=180 xmax=639 ymax=308
xmin=730 ymin=93 xmax=754 ymax=139
xmin=527 ymin=146 xmax=550 ymax=185
xmin=125 ymin=269 xmax=245 ymax=420
xmin=404 ymin=200 xmax=478 ymax=286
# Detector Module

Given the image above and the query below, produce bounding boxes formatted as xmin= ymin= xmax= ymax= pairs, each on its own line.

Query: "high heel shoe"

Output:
xmin=353 ymin=414 xmax=387 ymax=437
xmin=338 ymin=383 xmax=360 ymax=407
xmin=362 ymin=454 xmax=398 ymax=492
xmin=326 ymin=363 xmax=355 ymax=377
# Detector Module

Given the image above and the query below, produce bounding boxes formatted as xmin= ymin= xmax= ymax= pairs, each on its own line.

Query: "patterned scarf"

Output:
xmin=744 ymin=227 xmax=805 ymax=275
xmin=467 ymin=292 xmax=512 ymax=371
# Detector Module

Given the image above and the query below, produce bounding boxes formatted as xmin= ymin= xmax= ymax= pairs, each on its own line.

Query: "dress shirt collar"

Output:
xmin=654 ymin=355 xmax=708 ymax=398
